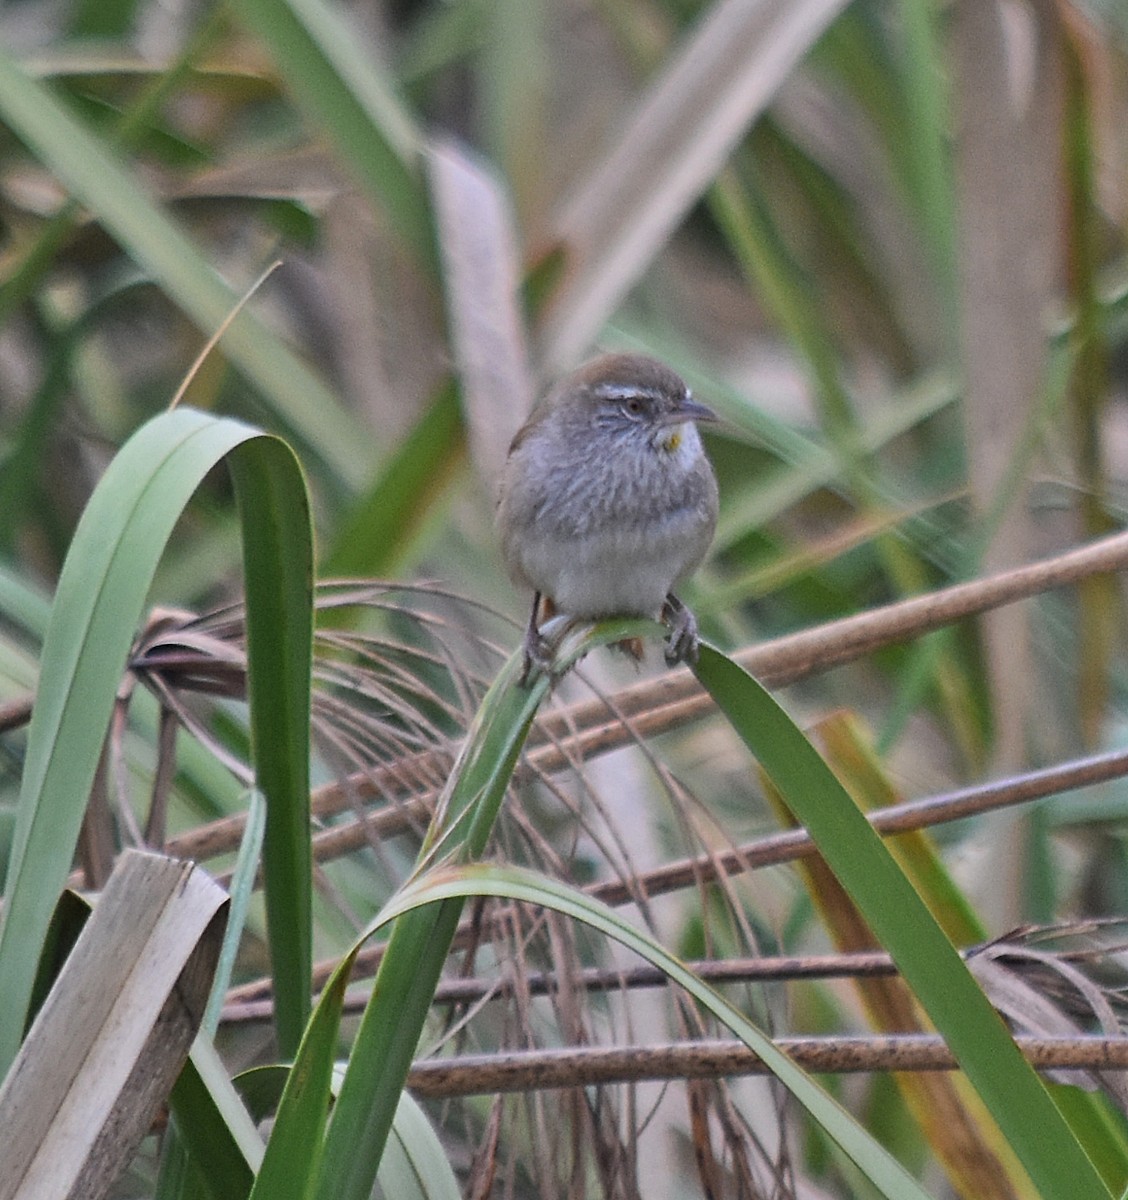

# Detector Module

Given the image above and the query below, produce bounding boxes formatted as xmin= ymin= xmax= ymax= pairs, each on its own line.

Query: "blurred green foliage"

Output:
xmin=3 ymin=0 xmax=1128 ymax=1196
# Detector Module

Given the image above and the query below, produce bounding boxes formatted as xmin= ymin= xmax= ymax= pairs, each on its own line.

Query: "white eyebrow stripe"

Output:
xmin=592 ymin=383 xmax=687 ymax=402
xmin=593 ymin=384 xmax=658 ymax=400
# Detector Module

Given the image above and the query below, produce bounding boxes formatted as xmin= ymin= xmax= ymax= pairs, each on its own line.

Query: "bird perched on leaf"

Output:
xmin=497 ymin=353 xmax=719 ymax=681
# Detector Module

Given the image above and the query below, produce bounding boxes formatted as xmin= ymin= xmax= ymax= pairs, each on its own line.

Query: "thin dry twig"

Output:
xmin=587 ymin=745 xmax=1128 ymax=907
xmin=224 ymin=920 xmax=1128 ymax=1024
xmin=221 ymin=949 xmax=908 ymax=1023
xmin=405 ymin=1034 xmax=1128 ymax=1098
xmin=167 ymin=260 xmax=283 ymax=410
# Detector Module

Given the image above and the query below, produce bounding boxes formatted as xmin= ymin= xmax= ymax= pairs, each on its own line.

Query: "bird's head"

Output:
xmin=565 ymin=354 xmax=717 ymax=456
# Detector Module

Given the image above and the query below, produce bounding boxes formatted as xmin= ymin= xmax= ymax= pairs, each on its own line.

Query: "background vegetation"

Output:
xmin=2 ymin=0 xmax=1128 ymax=1197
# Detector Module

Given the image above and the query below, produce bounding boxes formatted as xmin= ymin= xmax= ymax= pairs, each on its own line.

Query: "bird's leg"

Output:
xmin=520 ymin=591 xmax=552 ymax=684
xmin=661 ymin=593 xmax=701 ymax=666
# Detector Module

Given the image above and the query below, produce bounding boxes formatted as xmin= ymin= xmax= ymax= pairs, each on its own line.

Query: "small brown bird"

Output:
xmin=497 ymin=353 xmax=719 ymax=679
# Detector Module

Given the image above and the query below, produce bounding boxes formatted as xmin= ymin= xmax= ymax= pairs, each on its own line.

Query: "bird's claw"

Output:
xmin=518 ymin=591 xmax=562 ymax=685
xmin=519 ymin=627 xmax=553 ymax=685
xmin=662 ymin=594 xmax=700 ymax=666
xmin=520 ymin=592 xmax=701 ymax=681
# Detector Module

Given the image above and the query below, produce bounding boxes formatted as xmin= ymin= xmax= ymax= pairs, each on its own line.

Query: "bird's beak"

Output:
xmin=659 ymin=398 xmax=717 ymax=426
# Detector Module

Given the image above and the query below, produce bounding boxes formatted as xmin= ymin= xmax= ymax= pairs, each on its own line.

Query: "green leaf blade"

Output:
xmin=0 ymin=410 xmax=315 ymax=1086
xmin=374 ymin=863 xmax=936 ymax=1200
xmin=230 ymin=438 xmax=315 ymax=1055
xmin=0 ymin=410 xmax=257 ymax=1073
xmin=691 ymin=644 xmax=1111 ymax=1200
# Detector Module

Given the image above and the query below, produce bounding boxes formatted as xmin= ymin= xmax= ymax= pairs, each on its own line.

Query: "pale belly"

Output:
xmin=513 ymin=517 xmax=707 ymax=618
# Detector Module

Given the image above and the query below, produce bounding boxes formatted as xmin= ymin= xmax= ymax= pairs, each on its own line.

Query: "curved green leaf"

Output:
xmin=269 ymin=848 xmax=936 ymax=1200
xmin=229 ymin=438 xmax=315 ymax=1052
xmin=0 ymin=409 xmax=313 ymax=1073
xmin=380 ymin=863 xmax=935 ymax=1200
xmin=691 ymin=644 xmax=1110 ymax=1200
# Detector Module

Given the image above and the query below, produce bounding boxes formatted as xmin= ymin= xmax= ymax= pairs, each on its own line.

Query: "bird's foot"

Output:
xmin=519 ymin=625 xmax=554 ymax=685
xmin=661 ymin=593 xmax=701 ymax=666
xmin=519 ymin=591 xmax=558 ymax=685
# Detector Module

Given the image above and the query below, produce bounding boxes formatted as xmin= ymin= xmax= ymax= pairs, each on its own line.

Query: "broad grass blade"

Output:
xmin=692 ymin=644 xmax=1111 ymax=1200
xmin=0 ymin=410 xmax=314 ymax=1078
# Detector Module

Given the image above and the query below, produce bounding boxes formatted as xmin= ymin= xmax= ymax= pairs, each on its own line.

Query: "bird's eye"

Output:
xmin=623 ymin=396 xmax=644 ymax=416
